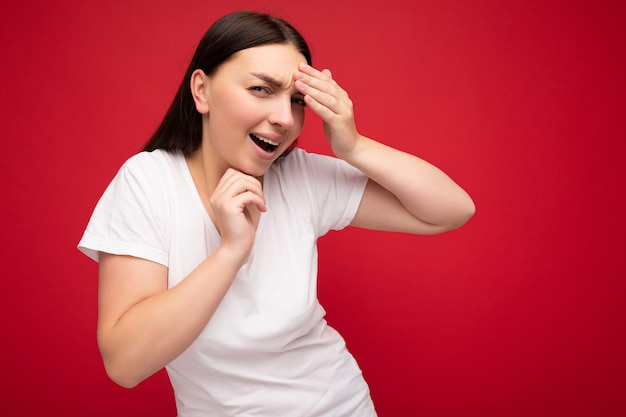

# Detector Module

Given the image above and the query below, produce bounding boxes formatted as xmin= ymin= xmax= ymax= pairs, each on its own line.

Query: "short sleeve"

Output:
xmin=275 ymin=149 xmax=368 ymax=237
xmin=77 ymin=153 xmax=171 ymax=265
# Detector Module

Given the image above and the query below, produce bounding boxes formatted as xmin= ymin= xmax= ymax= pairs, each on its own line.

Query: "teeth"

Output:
xmin=254 ymin=134 xmax=279 ymax=146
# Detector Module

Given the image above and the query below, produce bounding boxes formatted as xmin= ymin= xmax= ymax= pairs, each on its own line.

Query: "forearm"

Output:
xmin=294 ymin=63 xmax=474 ymax=231
xmin=343 ymin=135 xmax=475 ymax=231
xmin=98 ymin=247 xmax=243 ymax=388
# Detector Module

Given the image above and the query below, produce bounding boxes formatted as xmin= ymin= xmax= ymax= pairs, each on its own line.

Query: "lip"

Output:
xmin=251 ymin=132 xmax=285 ymax=145
xmin=249 ymin=133 xmax=283 ymax=160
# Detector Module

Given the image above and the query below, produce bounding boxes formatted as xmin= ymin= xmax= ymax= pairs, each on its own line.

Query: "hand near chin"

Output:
xmin=210 ymin=168 xmax=266 ymax=264
xmin=295 ymin=63 xmax=361 ymax=159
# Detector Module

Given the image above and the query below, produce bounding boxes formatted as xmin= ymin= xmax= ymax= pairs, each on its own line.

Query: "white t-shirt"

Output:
xmin=78 ymin=148 xmax=376 ymax=417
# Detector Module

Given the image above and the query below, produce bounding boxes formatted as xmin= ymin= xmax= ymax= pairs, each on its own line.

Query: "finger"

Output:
xmin=298 ymin=63 xmax=337 ymax=87
xmin=295 ymin=76 xmax=347 ymax=115
xmin=297 ymin=81 xmax=355 ymax=124
xmin=302 ymin=92 xmax=338 ymax=120
xmin=295 ymin=74 xmax=350 ymax=116
xmin=229 ymin=185 xmax=266 ymax=212
xmin=231 ymin=191 xmax=267 ymax=214
xmin=295 ymin=82 xmax=336 ymax=111
xmin=295 ymin=70 xmax=346 ymax=99
xmin=298 ymin=63 xmax=331 ymax=80
xmin=212 ymin=191 xmax=266 ymax=227
xmin=214 ymin=170 xmax=266 ymax=210
xmin=296 ymin=63 xmax=339 ymax=86
xmin=218 ymin=168 xmax=261 ymax=188
xmin=217 ymin=169 xmax=264 ymax=198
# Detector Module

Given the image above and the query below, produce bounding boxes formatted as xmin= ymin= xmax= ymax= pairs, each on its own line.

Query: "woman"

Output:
xmin=78 ymin=10 xmax=475 ymax=416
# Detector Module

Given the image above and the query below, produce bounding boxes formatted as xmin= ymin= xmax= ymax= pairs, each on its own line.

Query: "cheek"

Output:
xmin=212 ymin=89 xmax=259 ymax=126
xmin=293 ymin=108 xmax=306 ymax=134
xmin=231 ymin=96 xmax=257 ymax=118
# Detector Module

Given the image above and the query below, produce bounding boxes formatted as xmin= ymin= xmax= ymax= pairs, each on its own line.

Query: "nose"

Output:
xmin=268 ymin=96 xmax=295 ymax=128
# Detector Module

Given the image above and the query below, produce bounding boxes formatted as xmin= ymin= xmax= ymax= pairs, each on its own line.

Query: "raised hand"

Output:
xmin=295 ymin=63 xmax=360 ymax=159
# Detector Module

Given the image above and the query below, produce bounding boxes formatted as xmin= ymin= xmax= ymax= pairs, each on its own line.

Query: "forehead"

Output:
xmin=220 ymin=43 xmax=306 ymax=81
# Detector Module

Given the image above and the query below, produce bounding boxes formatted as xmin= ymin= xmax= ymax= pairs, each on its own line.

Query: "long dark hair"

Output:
xmin=143 ymin=11 xmax=312 ymax=154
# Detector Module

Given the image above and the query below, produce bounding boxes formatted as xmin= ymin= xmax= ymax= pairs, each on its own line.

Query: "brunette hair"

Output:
xmin=143 ymin=11 xmax=312 ymax=154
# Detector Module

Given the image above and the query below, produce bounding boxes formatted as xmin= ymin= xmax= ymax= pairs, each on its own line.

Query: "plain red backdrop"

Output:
xmin=2 ymin=0 xmax=624 ymax=415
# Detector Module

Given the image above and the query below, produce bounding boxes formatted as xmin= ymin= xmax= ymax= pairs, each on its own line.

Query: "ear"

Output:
xmin=190 ymin=69 xmax=210 ymax=114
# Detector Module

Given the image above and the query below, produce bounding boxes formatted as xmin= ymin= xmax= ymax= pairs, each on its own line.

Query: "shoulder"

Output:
xmin=267 ymin=149 xmax=368 ymax=234
xmin=271 ymin=148 xmax=366 ymax=184
xmin=95 ymin=150 xmax=186 ymax=210
xmin=267 ymin=148 xmax=367 ymax=204
xmin=114 ymin=150 xmax=184 ymax=187
xmin=121 ymin=149 xmax=182 ymax=173
xmin=271 ymin=148 xmax=352 ymax=176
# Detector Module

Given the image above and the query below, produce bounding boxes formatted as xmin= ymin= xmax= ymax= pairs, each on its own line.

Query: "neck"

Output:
xmin=185 ymin=147 xmax=225 ymax=225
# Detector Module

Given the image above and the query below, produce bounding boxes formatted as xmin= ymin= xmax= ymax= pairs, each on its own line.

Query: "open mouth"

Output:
xmin=250 ymin=134 xmax=279 ymax=153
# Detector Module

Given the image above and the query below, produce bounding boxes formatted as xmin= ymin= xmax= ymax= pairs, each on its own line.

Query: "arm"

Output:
xmin=295 ymin=64 xmax=475 ymax=234
xmin=98 ymin=248 xmax=242 ymax=388
xmin=97 ymin=169 xmax=265 ymax=388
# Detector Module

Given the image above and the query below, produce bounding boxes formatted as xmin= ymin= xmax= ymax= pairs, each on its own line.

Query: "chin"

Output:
xmin=233 ymin=151 xmax=285 ymax=177
xmin=238 ymin=163 xmax=273 ymax=178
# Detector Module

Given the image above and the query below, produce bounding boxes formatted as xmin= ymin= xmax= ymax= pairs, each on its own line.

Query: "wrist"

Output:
xmin=213 ymin=244 xmax=251 ymax=271
xmin=336 ymin=134 xmax=368 ymax=164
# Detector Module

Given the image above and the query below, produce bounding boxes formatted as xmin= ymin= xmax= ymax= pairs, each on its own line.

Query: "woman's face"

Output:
xmin=199 ymin=43 xmax=307 ymax=177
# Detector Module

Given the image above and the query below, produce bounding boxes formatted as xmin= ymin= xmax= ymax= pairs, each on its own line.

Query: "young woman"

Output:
xmin=78 ymin=10 xmax=475 ymax=417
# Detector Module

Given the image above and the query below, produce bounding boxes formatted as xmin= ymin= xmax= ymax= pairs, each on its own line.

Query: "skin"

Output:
xmin=97 ymin=43 xmax=476 ymax=388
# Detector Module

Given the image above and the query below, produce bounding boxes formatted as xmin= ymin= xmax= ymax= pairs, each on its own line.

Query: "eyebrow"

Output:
xmin=251 ymin=72 xmax=287 ymax=89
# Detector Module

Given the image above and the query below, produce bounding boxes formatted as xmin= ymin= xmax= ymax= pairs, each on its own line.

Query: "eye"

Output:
xmin=291 ymin=96 xmax=306 ymax=107
xmin=249 ymin=86 xmax=271 ymax=95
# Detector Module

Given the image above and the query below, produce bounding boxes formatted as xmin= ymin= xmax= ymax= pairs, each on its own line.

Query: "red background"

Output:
xmin=2 ymin=0 xmax=625 ymax=415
